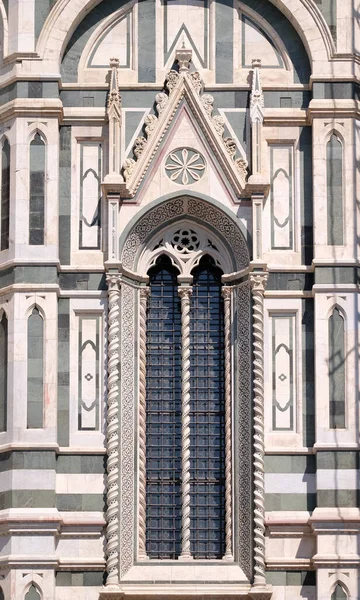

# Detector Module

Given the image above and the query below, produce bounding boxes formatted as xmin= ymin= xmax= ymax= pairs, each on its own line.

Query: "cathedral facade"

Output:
xmin=0 ymin=0 xmax=359 ymax=598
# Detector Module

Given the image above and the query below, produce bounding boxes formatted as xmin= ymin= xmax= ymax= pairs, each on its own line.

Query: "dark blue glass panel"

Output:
xmin=189 ymin=256 xmax=225 ymax=559
xmin=146 ymin=256 xmax=182 ymax=559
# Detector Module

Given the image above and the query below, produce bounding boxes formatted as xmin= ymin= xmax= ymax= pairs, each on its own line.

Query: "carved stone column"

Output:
xmin=138 ymin=287 xmax=150 ymax=560
xmin=178 ymin=285 xmax=193 ymax=561
xmin=105 ymin=273 xmax=122 ymax=586
xmin=250 ymin=272 xmax=268 ymax=588
xmin=222 ymin=286 xmax=234 ymax=561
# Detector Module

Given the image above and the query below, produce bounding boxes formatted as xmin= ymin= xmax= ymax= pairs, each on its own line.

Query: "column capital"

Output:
xmin=222 ymin=286 xmax=232 ymax=300
xmin=139 ymin=286 xmax=151 ymax=300
xmin=106 ymin=273 xmax=122 ymax=291
xmin=250 ymin=272 xmax=268 ymax=293
xmin=178 ymin=285 xmax=193 ymax=299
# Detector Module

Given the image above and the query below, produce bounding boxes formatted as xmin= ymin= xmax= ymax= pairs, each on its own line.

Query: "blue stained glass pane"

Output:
xmin=189 ymin=256 xmax=225 ymax=559
xmin=146 ymin=256 xmax=182 ymax=559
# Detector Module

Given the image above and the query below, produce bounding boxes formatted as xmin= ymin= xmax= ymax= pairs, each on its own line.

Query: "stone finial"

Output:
xmin=107 ymin=58 xmax=122 ymax=122
xmin=250 ymin=59 xmax=264 ymax=124
xmin=175 ymin=45 xmax=192 ymax=72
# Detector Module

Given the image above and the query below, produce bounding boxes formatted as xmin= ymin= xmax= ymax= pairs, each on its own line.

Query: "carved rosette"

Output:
xmin=250 ymin=272 xmax=268 ymax=587
xmin=178 ymin=286 xmax=193 ymax=560
xmin=105 ymin=273 xmax=121 ymax=585
xmin=222 ymin=286 xmax=233 ymax=561
xmin=138 ymin=287 xmax=150 ymax=560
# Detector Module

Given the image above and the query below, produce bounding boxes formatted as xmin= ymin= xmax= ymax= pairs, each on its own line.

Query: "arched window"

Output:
xmin=25 ymin=584 xmax=41 ymax=600
xmin=327 ymin=133 xmax=343 ymax=246
xmin=146 ymin=256 xmax=182 ymax=559
xmin=190 ymin=256 xmax=225 ymax=558
xmin=29 ymin=133 xmax=45 ymax=245
xmin=0 ymin=312 xmax=7 ymax=432
xmin=328 ymin=307 xmax=345 ymax=429
xmin=1 ymin=138 xmax=10 ymax=251
xmin=332 ymin=583 xmax=347 ymax=600
xmin=145 ymin=254 xmax=226 ymax=559
xmin=27 ymin=308 xmax=44 ymax=429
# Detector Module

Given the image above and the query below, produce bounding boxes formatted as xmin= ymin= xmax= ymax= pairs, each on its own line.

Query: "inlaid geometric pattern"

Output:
xmin=271 ymin=314 xmax=296 ymax=431
xmin=78 ymin=315 xmax=101 ymax=430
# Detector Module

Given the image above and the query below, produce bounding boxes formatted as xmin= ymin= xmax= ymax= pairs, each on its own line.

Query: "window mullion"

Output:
xmin=178 ymin=284 xmax=193 ymax=561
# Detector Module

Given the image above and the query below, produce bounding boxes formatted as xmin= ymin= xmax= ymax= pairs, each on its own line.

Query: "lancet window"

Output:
xmin=140 ymin=224 xmax=233 ymax=561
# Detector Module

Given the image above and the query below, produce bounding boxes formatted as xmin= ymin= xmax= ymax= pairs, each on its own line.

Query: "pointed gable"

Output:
xmin=122 ymin=49 xmax=248 ymax=199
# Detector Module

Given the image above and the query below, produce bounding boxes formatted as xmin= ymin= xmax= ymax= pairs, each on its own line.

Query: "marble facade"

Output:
xmin=0 ymin=0 xmax=359 ymax=599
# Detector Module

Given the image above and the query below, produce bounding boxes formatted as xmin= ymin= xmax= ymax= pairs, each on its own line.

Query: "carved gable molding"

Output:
xmin=122 ymin=50 xmax=248 ymax=197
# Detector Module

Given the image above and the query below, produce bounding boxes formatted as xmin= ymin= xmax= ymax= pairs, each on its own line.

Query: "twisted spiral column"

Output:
xmin=222 ymin=287 xmax=234 ymax=561
xmin=250 ymin=273 xmax=268 ymax=587
xmin=178 ymin=286 xmax=193 ymax=561
xmin=105 ymin=274 xmax=121 ymax=585
xmin=138 ymin=287 xmax=150 ymax=560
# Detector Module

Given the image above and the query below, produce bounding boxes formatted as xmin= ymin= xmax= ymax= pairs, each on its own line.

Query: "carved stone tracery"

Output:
xmin=121 ymin=196 xmax=249 ymax=274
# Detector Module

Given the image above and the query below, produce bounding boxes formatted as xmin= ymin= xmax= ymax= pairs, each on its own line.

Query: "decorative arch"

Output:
xmin=238 ymin=2 xmax=291 ymax=71
xmin=326 ymin=131 xmax=344 ymax=246
xmin=331 ymin=581 xmax=348 ymax=599
xmin=78 ymin=1 xmax=134 ymax=77
xmin=36 ymin=0 xmax=330 ymax=77
xmin=328 ymin=305 xmax=346 ymax=430
xmin=119 ymin=193 xmax=251 ymax=274
xmin=29 ymin=133 xmax=46 ymax=246
xmin=27 ymin=126 xmax=48 ymax=146
xmin=24 ymin=583 xmax=41 ymax=600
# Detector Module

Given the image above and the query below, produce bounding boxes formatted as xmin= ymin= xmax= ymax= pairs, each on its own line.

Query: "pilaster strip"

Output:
xmin=222 ymin=286 xmax=234 ymax=561
xmin=250 ymin=272 xmax=268 ymax=587
xmin=138 ymin=287 xmax=150 ymax=560
xmin=178 ymin=286 xmax=193 ymax=561
xmin=105 ymin=274 xmax=121 ymax=585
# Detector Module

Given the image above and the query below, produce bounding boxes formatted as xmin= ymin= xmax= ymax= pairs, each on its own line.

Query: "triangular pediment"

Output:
xmin=121 ymin=58 xmax=248 ymax=198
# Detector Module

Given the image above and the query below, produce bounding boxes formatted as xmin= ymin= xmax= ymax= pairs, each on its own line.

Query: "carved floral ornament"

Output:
xmin=165 ymin=148 xmax=206 ymax=185
xmin=120 ymin=48 xmax=248 ymax=197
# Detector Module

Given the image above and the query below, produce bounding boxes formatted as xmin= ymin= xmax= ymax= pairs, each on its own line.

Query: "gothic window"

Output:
xmin=29 ymin=134 xmax=45 ymax=245
xmin=0 ymin=312 xmax=7 ymax=432
xmin=27 ymin=308 xmax=44 ymax=429
xmin=1 ymin=138 xmax=10 ymax=251
xmin=328 ymin=307 xmax=346 ymax=429
xmin=146 ymin=256 xmax=182 ymax=559
xmin=145 ymin=252 xmax=227 ymax=560
xmin=327 ymin=133 xmax=343 ymax=246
